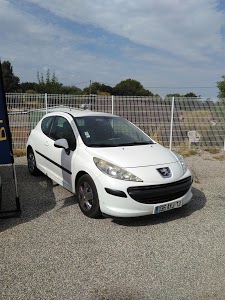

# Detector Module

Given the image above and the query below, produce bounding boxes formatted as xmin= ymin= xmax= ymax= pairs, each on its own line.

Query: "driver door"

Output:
xmin=44 ymin=116 xmax=77 ymax=191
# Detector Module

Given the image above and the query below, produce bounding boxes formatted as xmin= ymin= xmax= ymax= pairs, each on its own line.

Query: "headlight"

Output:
xmin=173 ymin=152 xmax=187 ymax=174
xmin=93 ymin=157 xmax=143 ymax=182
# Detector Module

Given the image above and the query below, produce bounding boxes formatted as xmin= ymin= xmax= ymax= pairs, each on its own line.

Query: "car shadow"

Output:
xmin=0 ymin=164 xmax=76 ymax=233
xmin=0 ymin=163 xmax=207 ymax=230
xmin=112 ymin=187 xmax=206 ymax=227
xmin=59 ymin=195 xmax=78 ymax=209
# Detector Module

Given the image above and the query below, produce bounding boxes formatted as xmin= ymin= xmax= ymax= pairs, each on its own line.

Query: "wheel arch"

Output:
xmin=75 ymin=172 xmax=101 ymax=218
xmin=75 ymin=171 xmax=88 ymax=189
xmin=27 ymin=145 xmax=41 ymax=176
xmin=27 ymin=145 xmax=33 ymax=157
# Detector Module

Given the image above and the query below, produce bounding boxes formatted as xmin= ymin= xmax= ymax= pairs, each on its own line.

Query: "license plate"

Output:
xmin=154 ymin=200 xmax=182 ymax=214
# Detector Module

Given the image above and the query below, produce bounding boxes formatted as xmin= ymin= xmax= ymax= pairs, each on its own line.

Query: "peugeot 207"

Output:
xmin=26 ymin=108 xmax=192 ymax=218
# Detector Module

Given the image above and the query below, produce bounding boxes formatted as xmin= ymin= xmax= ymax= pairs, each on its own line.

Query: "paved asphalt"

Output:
xmin=0 ymin=151 xmax=225 ymax=300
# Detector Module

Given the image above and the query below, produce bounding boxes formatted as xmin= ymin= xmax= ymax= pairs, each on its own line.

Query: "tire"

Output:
xmin=27 ymin=148 xmax=41 ymax=176
xmin=76 ymin=174 xmax=101 ymax=218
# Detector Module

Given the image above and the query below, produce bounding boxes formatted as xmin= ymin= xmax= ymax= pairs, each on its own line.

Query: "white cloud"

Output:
xmin=0 ymin=0 xmax=116 ymax=83
xmin=0 ymin=0 xmax=224 ymax=97
xmin=25 ymin=0 xmax=225 ymax=61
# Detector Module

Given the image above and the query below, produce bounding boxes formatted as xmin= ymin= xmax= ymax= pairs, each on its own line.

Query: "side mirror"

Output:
xmin=54 ymin=138 xmax=70 ymax=155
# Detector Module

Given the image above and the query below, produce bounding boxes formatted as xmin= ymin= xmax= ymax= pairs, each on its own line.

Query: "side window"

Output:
xmin=49 ymin=116 xmax=76 ymax=151
xmin=41 ymin=116 xmax=54 ymax=136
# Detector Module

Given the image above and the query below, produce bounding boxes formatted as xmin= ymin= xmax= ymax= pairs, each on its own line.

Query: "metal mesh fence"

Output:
xmin=5 ymin=93 xmax=225 ymax=150
xmin=113 ymin=96 xmax=172 ymax=146
xmin=173 ymin=97 xmax=225 ymax=148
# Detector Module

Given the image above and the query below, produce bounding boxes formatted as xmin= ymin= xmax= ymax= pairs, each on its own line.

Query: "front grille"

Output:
xmin=127 ymin=176 xmax=192 ymax=204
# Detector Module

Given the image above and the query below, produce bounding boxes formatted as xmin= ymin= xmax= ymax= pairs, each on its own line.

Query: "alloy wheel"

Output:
xmin=78 ymin=181 xmax=94 ymax=211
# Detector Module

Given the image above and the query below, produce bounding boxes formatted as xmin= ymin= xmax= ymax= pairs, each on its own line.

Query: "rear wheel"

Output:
xmin=27 ymin=148 xmax=40 ymax=176
xmin=76 ymin=174 xmax=101 ymax=218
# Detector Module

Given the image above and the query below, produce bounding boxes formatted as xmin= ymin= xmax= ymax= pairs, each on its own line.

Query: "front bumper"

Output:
xmin=95 ymin=172 xmax=193 ymax=218
xmin=127 ymin=176 xmax=192 ymax=204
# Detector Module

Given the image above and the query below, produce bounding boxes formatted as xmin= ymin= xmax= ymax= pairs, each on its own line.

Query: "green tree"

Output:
xmin=113 ymin=79 xmax=153 ymax=96
xmin=61 ymin=85 xmax=82 ymax=95
xmin=217 ymin=75 xmax=225 ymax=98
xmin=25 ymin=89 xmax=36 ymax=94
xmin=183 ymin=92 xmax=198 ymax=98
xmin=165 ymin=92 xmax=198 ymax=98
xmin=37 ymin=69 xmax=63 ymax=93
xmin=37 ymin=71 xmax=45 ymax=93
xmin=83 ymin=82 xmax=102 ymax=95
xmin=1 ymin=61 xmax=20 ymax=92
xmin=98 ymin=84 xmax=113 ymax=95
xmin=20 ymin=82 xmax=39 ymax=93
xmin=165 ymin=93 xmax=181 ymax=97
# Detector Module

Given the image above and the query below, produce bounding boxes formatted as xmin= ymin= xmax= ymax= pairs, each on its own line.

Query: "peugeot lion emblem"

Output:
xmin=157 ymin=167 xmax=171 ymax=178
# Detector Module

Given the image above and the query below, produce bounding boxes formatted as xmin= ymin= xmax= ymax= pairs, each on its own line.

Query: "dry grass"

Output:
xmin=177 ymin=148 xmax=198 ymax=157
xmin=181 ymin=110 xmax=212 ymax=123
xmin=13 ymin=149 xmax=26 ymax=157
xmin=213 ymin=155 xmax=225 ymax=161
xmin=204 ymin=148 xmax=221 ymax=154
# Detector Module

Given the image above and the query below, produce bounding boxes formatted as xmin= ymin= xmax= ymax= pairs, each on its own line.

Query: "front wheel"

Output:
xmin=27 ymin=148 xmax=41 ymax=176
xmin=76 ymin=174 xmax=101 ymax=218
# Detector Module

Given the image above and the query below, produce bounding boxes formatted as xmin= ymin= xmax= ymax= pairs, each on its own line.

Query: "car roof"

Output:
xmin=43 ymin=107 xmax=116 ymax=118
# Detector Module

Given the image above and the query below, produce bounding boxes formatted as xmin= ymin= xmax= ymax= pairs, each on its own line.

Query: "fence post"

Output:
xmin=45 ymin=93 xmax=48 ymax=114
xmin=169 ymin=96 xmax=175 ymax=150
xmin=112 ymin=95 xmax=114 ymax=114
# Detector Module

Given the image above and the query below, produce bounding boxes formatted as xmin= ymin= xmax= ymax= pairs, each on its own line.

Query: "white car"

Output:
xmin=26 ymin=108 xmax=193 ymax=218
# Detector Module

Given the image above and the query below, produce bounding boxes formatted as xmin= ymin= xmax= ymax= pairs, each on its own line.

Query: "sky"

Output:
xmin=0 ymin=0 xmax=225 ymax=98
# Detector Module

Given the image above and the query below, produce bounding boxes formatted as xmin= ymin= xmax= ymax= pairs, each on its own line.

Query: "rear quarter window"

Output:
xmin=41 ymin=116 xmax=54 ymax=136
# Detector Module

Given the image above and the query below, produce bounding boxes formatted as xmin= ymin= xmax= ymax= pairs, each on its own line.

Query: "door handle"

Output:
xmin=44 ymin=141 xmax=49 ymax=146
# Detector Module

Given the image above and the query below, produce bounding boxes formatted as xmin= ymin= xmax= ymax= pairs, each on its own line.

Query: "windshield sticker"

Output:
xmin=84 ymin=131 xmax=90 ymax=138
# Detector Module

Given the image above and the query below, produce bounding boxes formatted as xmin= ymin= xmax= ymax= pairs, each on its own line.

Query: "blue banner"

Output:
xmin=0 ymin=62 xmax=13 ymax=164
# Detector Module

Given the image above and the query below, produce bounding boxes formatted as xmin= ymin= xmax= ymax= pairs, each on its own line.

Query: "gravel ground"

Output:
xmin=0 ymin=151 xmax=225 ymax=300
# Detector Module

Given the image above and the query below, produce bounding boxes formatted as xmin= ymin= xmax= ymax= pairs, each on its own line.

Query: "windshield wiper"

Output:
xmin=115 ymin=141 xmax=154 ymax=146
xmin=87 ymin=141 xmax=155 ymax=147
xmin=87 ymin=143 xmax=116 ymax=147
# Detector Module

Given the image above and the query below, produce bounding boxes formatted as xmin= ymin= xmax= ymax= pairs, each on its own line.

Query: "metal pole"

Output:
xmin=112 ymin=95 xmax=114 ymax=114
xmin=12 ymin=163 xmax=21 ymax=214
xmin=89 ymin=80 xmax=92 ymax=95
xmin=0 ymin=163 xmax=21 ymax=218
xmin=45 ymin=93 xmax=48 ymax=114
xmin=169 ymin=96 xmax=175 ymax=150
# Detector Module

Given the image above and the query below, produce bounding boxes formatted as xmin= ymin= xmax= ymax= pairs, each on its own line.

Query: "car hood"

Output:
xmin=85 ymin=143 xmax=178 ymax=168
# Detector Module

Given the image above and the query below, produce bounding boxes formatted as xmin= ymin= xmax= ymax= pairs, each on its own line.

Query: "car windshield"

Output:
xmin=74 ymin=116 xmax=154 ymax=147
